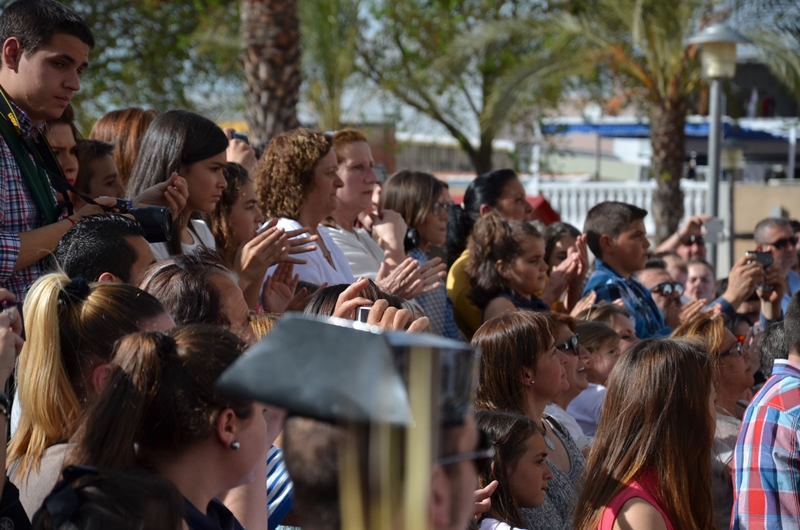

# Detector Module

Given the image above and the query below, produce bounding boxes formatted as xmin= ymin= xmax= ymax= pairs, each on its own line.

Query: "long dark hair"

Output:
xmin=445 ymin=169 xmax=518 ymax=267
xmin=472 ymin=312 xmax=553 ymax=413
xmin=210 ymin=162 xmax=252 ymax=267
xmin=126 ymin=110 xmax=229 ymax=255
xmin=573 ymin=338 xmax=716 ymax=530
xmin=68 ymin=324 xmax=251 ymax=471
xmin=476 ymin=410 xmax=545 ymax=528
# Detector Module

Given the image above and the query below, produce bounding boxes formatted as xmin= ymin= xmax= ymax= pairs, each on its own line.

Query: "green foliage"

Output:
xmin=359 ymin=0 xmax=568 ymax=172
xmin=60 ymin=0 xmax=241 ymax=133
xmin=299 ymin=0 xmax=361 ymax=130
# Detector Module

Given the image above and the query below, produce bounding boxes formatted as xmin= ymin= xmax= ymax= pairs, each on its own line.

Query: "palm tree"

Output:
xmin=448 ymin=0 xmax=800 ymax=242
xmin=241 ymin=0 xmax=301 ymax=146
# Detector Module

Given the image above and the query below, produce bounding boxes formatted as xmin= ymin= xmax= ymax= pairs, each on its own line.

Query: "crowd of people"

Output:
xmin=0 ymin=1 xmax=799 ymax=529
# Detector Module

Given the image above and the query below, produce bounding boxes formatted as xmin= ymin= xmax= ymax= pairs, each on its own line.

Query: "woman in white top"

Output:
xmin=321 ymin=129 xmax=445 ymax=299
xmin=126 ymin=110 xmax=230 ymax=261
xmin=544 ymin=313 xmax=591 ymax=445
xmin=253 ymin=128 xmax=356 ymax=287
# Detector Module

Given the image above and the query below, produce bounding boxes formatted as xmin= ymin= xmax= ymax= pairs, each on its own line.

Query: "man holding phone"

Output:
xmin=754 ymin=217 xmax=800 ymax=312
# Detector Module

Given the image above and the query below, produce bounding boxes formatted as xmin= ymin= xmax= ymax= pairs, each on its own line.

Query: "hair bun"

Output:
xmin=154 ymin=332 xmax=177 ymax=361
xmin=59 ymin=277 xmax=90 ymax=306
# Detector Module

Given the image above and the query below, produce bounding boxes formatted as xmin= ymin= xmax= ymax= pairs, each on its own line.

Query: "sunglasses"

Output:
xmin=437 ymin=430 xmax=495 ymax=474
xmin=680 ymin=235 xmax=705 ymax=246
xmin=432 ymin=201 xmax=454 ymax=217
xmin=649 ymin=282 xmax=684 ymax=297
xmin=721 ymin=343 xmax=743 ymax=358
xmin=766 ymin=236 xmax=799 ymax=251
xmin=555 ymin=333 xmax=581 ymax=355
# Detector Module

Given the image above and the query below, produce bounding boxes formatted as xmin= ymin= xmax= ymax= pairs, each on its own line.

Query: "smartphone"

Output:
xmin=746 ymin=250 xmax=773 ymax=269
xmin=231 ymin=131 xmax=250 ymax=145
xmin=704 ymin=218 xmax=724 ymax=244
xmin=356 ymin=306 xmax=372 ymax=323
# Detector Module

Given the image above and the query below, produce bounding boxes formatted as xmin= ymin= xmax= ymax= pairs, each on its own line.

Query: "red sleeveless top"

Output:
xmin=598 ymin=470 xmax=675 ymax=530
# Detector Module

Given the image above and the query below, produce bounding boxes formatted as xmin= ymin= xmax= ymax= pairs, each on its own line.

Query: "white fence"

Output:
xmin=524 ymin=179 xmax=710 ymax=235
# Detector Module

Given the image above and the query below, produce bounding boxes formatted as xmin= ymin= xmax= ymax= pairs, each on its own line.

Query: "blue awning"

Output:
xmin=541 ymin=122 xmax=785 ymax=141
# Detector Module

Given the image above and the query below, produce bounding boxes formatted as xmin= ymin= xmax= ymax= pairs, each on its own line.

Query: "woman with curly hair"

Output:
xmin=253 ymin=128 xmax=355 ymax=286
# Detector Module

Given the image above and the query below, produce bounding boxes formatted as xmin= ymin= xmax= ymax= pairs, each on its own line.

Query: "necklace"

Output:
xmin=316 ymin=235 xmax=336 ymax=270
xmin=715 ymin=403 xmax=736 ymax=418
xmin=541 ymin=419 xmax=556 ymax=450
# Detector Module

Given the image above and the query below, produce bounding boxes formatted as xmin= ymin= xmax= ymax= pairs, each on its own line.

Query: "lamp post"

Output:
xmin=688 ymin=23 xmax=749 ymax=268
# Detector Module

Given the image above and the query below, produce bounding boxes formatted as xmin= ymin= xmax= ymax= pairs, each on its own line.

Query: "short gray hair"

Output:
xmin=754 ymin=218 xmax=792 ymax=244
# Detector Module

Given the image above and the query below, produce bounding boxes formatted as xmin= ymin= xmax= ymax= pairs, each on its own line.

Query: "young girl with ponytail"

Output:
xmin=465 ymin=212 xmax=550 ymax=324
xmin=68 ymin=325 xmax=271 ymax=530
xmin=8 ymin=273 xmax=170 ymax=518
xmin=475 ymin=411 xmax=554 ymax=530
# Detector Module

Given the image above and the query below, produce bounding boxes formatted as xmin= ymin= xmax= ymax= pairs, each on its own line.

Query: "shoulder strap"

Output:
xmin=0 ymin=117 xmax=57 ymax=224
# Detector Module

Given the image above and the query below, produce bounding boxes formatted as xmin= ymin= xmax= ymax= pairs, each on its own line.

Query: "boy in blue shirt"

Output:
xmin=582 ymin=201 xmax=671 ymax=338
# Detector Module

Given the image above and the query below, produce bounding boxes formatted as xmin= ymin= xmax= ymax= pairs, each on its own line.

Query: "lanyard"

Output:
xmin=0 ymin=88 xmax=99 ymax=216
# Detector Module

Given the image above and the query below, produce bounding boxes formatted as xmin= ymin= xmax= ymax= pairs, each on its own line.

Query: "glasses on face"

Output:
xmin=431 ymin=201 xmax=454 ymax=217
xmin=766 ymin=235 xmax=799 ymax=251
xmin=437 ymin=430 xmax=495 ymax=475
xmin=649 ymin=282 xmax=684 ymax=297
xmin=721 ymin=343 xmax=743 ymax=358
xmin=555 ymin=333 xmax=581 ymax=355
xmin=680 ymin=235 xmax=705 ymax=246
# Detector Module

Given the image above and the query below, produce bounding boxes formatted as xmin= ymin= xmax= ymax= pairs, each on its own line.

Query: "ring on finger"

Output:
xmin=2 ymin=308 xmax=13 ymax=324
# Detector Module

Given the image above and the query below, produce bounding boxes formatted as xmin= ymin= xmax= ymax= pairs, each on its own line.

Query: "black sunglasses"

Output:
xmin=650 ymin=282 xmax=684 ymax=297
xmin=680 ymin=234 xmax=705 ymax=246
xmin=766 ymin=236 xmax=799 ymax=251
xmin=555 ymin=333 xmax=580 ymax=355
xmin=437 ymin=429 xmax=495 ymax=474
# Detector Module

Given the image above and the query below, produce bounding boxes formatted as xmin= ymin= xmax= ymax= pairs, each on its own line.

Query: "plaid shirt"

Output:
xmin=409 ymin=248 xmax=461 ymax=340
xmin=0 ymin=101 xmax=55 ymax=300
xmin=582 ymin=260 xmax=671 ymax=339
xmin=732 ymin=359 xmax=800 ymax=529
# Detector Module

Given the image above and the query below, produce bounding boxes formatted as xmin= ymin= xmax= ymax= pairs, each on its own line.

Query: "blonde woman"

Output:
xmin=8 ymin=273 xmax=171 ymax=518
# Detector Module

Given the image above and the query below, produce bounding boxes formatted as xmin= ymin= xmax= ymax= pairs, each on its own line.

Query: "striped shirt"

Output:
xmin=409 ymin=248 xmax=461 ymax=340
xmin=267 ymin=446 xmax=293 ymax=530
xmin=732 ymin=359 xmax=800 ymax=529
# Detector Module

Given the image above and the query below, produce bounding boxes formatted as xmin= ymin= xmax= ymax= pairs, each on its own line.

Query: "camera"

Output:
xmin=231 ymin=132 xmax=250 ymax=145
xmin=404 ymin=227 xmax=420 ymax=252
xmin=114 ymin=199 xmax=173 ymax=243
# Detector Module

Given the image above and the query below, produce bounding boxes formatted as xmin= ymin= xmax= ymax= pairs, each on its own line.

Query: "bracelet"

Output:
xmin=0 ymin=393 xmax=9 ymax=417
xmin=65 ymin=217 xmax=77 ymax=226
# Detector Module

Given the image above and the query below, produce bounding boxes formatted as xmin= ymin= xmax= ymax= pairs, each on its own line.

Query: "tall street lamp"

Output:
xmin=688 ymin=23 xmax=749 ymax=267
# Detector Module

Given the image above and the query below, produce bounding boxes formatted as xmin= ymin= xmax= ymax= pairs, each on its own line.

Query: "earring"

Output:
xmin=230 ymin=441 xmax=241 ymax=451
xmin=529 ymin=379 xmax=535 ymax=385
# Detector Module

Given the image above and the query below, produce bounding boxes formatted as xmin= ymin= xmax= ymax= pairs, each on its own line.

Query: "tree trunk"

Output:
xmin=650 ymin=99 xmax=687 ymax=244
xmin=470 ymin=134 xmax=494 ymax=175
xmin=241 ymin=0 xmax=301 ymax=147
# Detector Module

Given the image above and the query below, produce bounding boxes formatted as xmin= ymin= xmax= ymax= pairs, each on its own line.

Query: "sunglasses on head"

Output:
xmin=437 ymin=429 xmax=495 ymax=475
xmin=555 ymin=333 xmax=581 ymax=355
xmin=649 ymin=282 xmax=684 ymax=297
xmin=766 ymin=236 xmax=799 ymax=251
xmin=680 ymin=235 xmax=705 ymax=246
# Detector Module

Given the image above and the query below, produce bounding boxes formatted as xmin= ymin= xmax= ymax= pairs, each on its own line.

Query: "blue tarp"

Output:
xmin=541 ymin=122 xmax=785 ymax=141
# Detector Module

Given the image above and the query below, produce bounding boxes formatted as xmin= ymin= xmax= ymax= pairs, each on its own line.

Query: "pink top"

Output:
xmin=598 ymin=471 xmax=675 ymax=530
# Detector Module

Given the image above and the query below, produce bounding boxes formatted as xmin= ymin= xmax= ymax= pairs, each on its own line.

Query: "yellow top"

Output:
xmin=446 ymin=249 xmax=482 ymax=340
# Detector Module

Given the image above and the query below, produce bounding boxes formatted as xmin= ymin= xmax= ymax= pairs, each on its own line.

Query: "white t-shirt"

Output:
xmin=150 ymin=219 xmax=216 ymax=262
xmin=479 ymin=517 xmax=525 ymax=530
xmin=320 ymin=223 xmax=385 ymax=280
xmin=566 ymin=383 xmax=606 ymax=436
xmin=264 ymin=218 xmax=355 ymax=288
xmin=544 ymin=403 xmax=584 ymax=443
